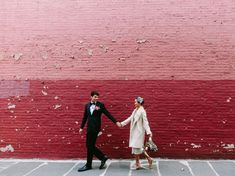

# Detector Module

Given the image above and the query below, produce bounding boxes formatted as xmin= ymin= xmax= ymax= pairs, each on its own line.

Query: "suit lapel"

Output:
xmin=87 ymin=103 xmax=92 ymax=116
xmin=87 ymin=102 xmax=101 ymax=117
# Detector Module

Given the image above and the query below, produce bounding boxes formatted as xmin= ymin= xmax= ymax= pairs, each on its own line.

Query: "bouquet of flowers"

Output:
xmin=145 ymin=137 xmax=158 ymax=152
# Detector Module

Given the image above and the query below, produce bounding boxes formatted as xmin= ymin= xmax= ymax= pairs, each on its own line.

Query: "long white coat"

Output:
xmin=121 ymin=106 xmax=152 ymax=148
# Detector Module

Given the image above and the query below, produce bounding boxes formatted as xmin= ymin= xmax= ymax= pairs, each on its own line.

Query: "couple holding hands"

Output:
xmin=78 ymin=91 xmax=153 ymax=172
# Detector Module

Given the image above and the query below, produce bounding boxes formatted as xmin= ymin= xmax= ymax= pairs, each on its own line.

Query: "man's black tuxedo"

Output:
xmin=80 ymin=101 xmax=117 ymax=132
xmin=80 ymin=101 xmax=117 ymax=167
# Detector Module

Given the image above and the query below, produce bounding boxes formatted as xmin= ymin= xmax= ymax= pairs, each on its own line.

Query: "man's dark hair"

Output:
xmin=91 ymin=91 xmax=99 ymax=97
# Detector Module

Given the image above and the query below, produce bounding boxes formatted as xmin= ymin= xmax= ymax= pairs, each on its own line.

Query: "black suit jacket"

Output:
xmin=80 ymin=101 xmax=117 ymax=132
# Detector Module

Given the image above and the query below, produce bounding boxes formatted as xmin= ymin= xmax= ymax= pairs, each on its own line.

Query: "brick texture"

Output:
xmin=0 ymin=80 xmax=235 ymax=159
xmin=0 ymin=0 xmax=234 ymax=80
xmin=0 ymin=0 xmax=234 ymax=159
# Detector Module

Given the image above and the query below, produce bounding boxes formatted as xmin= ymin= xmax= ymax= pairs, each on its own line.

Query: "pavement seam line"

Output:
xmin=22 ymin=162 xmax=47 ymax=176
xmin=128 ymin=160 xmax=133 ymax=176
xmin=63 ymin=161 xmax=80 ymax=176
xmin=156 ymin=160 xmax=161 ymax=176
xmin=185 ymin=161 xmax=195 ymax=176
xmin=0 ymin=161 xmax=19 ymax=174
xmin=99 ymin=160 xmax=111 ymax=176
xmin=207 ymin=161 xmax=220 ymax=176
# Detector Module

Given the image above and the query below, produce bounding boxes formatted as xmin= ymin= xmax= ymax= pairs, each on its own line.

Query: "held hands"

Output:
xmin=116 ymin=122 xmax=122 ymax=128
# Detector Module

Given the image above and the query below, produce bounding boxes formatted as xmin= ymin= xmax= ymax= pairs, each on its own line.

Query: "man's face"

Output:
xmin=91 ymin=95 xmax=99 ymax=103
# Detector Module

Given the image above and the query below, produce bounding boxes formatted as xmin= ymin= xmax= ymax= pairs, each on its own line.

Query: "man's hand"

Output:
xmin=116 ymin=122 xmax=122 ymax=128
xmin=79 ymin=128 xmax=83 ymax=134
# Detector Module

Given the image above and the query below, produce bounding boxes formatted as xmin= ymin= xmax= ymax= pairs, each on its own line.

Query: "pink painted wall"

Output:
xmin=0 ymin=0 xmax=235 ymax=159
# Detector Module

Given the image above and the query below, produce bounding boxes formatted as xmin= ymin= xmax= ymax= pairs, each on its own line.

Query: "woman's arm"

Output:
xmin=142 ymin=111 xmax=152 ymax=136
xmin=121 ymin=110 xmax=135 ymax=127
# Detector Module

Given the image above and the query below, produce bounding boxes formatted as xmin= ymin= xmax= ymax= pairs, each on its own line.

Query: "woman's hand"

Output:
xmin=116 ymin=122 xmax=122 ymax=128
xmin=148 ymin=133 xmax=153 ymax=141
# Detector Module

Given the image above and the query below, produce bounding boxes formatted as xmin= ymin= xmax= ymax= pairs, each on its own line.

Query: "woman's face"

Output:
xmin=134 ymin=99 xmax=141 ymax=108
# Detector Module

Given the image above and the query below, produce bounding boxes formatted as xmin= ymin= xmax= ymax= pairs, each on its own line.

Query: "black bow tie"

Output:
xmin=90 ymin=102 xmax=96 ymax=105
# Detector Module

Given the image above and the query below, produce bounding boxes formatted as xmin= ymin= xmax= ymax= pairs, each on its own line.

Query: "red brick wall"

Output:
xmin=0 ymin=0 xmax=234 ymax=159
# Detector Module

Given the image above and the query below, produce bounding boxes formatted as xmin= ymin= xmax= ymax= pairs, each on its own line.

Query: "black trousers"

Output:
xmin=86 ymin=131 xmax=105 ymax=167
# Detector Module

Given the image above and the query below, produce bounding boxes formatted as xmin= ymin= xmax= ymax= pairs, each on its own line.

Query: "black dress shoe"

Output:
xmin=99 ymin=156 xmax=108 ymax=169
xmin=78 ymin=165 xmax=92 ymax=172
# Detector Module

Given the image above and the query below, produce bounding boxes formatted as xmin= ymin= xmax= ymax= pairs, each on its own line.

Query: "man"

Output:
xmin=78 ymin=91 xmax=121 ymax=172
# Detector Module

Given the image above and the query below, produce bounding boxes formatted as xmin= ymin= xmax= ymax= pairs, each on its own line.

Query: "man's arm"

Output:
xmin=101 ymin=103 xmax=117 ymax=124
xmin=80 ymin=104 xmax=88 ymax=130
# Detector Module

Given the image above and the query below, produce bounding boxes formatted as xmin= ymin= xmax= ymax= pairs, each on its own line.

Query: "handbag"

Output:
xmin=145 ymin=137 xmax=158 ymax=152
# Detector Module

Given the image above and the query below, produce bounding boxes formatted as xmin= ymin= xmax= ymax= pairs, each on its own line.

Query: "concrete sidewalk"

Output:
xmin=0 ymin=158 xmax=234 ymax=176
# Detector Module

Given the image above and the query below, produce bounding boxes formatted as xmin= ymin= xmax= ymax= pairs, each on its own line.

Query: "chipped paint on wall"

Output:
xmin=54 ymin=104 xmax=62 ymax=109
xmin=41 ymin=90 xmax=48 ymax=96
xmin=226 ymin=97 xmax=232 ymax=102
xmin=12 ymin=53 xmax=23 ymax=61
xmin=136 ymin=39 xmax=148 ymax=44
xmin=191 ymin=143 xmax=202 ymax=148
xmin=222 ymin=144 xmax=235 ymax=150
xmin=7 ymin=103 xmax=16 ymax=109
xmin=0 ymin=145 xmax=14 ymax=152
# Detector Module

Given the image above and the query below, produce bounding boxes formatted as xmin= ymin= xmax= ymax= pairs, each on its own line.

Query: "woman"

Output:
xmin=121 ymin=96 xmax=153 ymax=169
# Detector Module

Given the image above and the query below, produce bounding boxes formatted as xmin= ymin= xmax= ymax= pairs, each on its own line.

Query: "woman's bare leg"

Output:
xmin=135 ymin=154 xmax=141 ymax=169
xmin=144 ymin=151 xmax=153 ymax=169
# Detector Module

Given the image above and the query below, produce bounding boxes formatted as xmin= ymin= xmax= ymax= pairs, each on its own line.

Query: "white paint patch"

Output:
xmin=54 ymin=104 xmax=62 ymax=109
xmin=107 ymin=134 xmax=112 ymax=137
xmin=8 ymin=103 xmax=16 ymax=109
xmin=226 ymin=97 xmax=232 ymax=102
xmin=98 ymin=132 xmax=103 ymax=136
xmin=43 ymin=86 xmax=48 ymax=89
xmin=41 ymin=90 xmax=48 ymax=96
xmin=222 ymin=144 xmax=235 ymax=149
xmin=13 ymin=53 xmax=23 ymax=61
xmin=191 ymin=143 xmax=201 ymax=148
xmin=87 ymin=49 xmax=93 ymax=57
xmin=136 ymin=39 xmax=147 ymax=44
xmin=222 ymin=119 xmax=227 ymax=124
xmin=0 ymin=145 xmax=14 ymax=152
